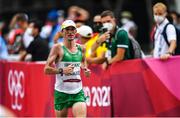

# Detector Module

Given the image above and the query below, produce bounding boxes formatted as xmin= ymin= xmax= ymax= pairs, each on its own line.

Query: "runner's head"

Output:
xmin=61 ymin=20 xmax=77 ymax=41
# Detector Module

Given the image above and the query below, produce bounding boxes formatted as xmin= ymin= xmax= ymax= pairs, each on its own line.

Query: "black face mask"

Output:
xmin=93 ymin=23 xmax=102 ymax=33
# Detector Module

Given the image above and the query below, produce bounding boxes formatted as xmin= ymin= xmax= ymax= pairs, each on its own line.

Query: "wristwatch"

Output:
xmin=58 ymin=68 xmax=63 ymax=76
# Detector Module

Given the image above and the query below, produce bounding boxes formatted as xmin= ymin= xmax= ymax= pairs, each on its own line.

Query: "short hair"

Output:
xmin=153 ymin=2 xmax=167 ymax=12
xmin=34 ymin=22 xmax=42 ymax=31
xmin=30 ymin=19 xmax=42 ymax=31
xmin=101 ymin=10 xmax=115 ymax=18
xmin=15 ymin=13 xmax=29 ymax=22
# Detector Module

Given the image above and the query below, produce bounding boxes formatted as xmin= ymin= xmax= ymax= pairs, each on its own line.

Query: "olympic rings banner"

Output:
xmin=0 ymin=56 xmax=180 ymax=117
xmin=1 ymin=61 xmax=55 ymax=116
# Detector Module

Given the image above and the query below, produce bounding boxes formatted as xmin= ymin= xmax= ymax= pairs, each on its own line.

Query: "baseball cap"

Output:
xmin=77 ymin=25 xmax=93 ymax=38
xmin=61 ymin=20 xmax=76 ymax=30
xmin=47 ymin=10 xmax=58 ymax=21
xmin=121 ymin=11 xmax=132 ymax=19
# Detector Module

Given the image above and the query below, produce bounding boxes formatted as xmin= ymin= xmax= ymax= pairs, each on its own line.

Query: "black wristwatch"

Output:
xmin=58 ymin=68 xmax=63 ymax=76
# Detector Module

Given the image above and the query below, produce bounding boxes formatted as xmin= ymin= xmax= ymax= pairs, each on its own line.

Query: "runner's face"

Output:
xmin=63 ymin=26 xmax=77 ymax=41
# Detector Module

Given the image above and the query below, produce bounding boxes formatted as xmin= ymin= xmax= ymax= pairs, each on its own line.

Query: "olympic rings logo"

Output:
xmin=8 ymin=70 xmax=25 ymax=111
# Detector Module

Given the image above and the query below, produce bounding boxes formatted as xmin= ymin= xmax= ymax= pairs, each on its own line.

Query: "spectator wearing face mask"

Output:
xmin=120 ymin=11 xmax=133 ymax=31
xmin=91 ymin=10 xmax=132 ymax=69
xmin=20 ymin=20 xmax=50 ymax=61
xmin=152 ymin=2 xmax=176 ymax=60
xmin=23 ymin=21 xmax=34 ymax=49
xmin=119 ymin=12 xmax=144 ymax=59
xmin=120 ymin=11 xmax=136 ymax=38
xmin=84 ymin=15 xmax=108 ymax=65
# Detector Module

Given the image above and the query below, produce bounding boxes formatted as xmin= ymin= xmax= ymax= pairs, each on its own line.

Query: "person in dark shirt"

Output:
xmin=20 ymin=20 xmax=50 ymax=61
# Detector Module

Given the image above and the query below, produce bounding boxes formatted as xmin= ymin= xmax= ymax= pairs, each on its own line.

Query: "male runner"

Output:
xmin=44 ymin=20 xmax=90 ymax=117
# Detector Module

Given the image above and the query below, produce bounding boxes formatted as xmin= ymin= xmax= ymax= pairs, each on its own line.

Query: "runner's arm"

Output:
xmin=44 ymin=44 xmax=61 ymax=74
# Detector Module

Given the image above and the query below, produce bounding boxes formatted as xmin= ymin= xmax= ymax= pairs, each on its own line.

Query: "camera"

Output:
xmin=100 ymin=26 xmax=108 ymax=33
xmin=100 ymin=22 xmax=113 ymax=33
xmin=101 ymin=27 xmax=108 ymax=33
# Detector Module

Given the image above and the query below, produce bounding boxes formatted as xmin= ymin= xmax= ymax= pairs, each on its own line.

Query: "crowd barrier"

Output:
xmin=0 ymin=56 xmax=180 ymax=117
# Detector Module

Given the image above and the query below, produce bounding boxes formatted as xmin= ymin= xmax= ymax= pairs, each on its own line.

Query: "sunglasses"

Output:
xmin=65 ymin=27 xmax=76 ymax=31
xmin=94 ymin=22 xmax=102 ymax=24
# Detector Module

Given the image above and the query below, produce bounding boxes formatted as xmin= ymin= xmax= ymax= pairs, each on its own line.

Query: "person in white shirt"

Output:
xmin=153 ymin=2 xmax=176 ymax=60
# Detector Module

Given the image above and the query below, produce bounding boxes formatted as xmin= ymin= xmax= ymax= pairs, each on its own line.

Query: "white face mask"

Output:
xmin=121 ymin=18 xmax=129 ymax=25
xmin=26 ymin=28 xmax=33 ymax=35
xmin=154 ymin=15 xmax=165 ymax=24
xmin=103 ymin=23 xmax=113 ymax=31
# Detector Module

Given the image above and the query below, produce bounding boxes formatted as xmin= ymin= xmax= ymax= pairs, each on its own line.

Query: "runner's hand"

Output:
xmin=84 ymin=67 xmax=91 ymax=78
xmin=63 ymin=64 xmax=74 ymax=75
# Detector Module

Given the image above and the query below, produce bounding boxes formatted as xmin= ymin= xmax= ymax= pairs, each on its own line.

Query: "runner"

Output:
xmin=44 ymin=20 xmax=90 ymax=117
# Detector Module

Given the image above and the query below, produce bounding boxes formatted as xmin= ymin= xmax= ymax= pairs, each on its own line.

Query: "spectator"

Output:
xmin=120 ymin=11 xmax=134 ymax=31
xmin=41 ymin=9 xmax=65 ymax=48
xmin=169 ymin=11 xmax=180 ymax=30
xmin=178 ymin=13 xmax=180 ymax=30
xmin=7 ymin=13 xmax=28 ymax=55
xmin=0 ymin=20 xmax=8 ymax=60
xmin=92 ymin=15 xmax=103 ymax=33
xmin=67 ymin=6 xmax=89 ymax=22
xmin=53 ymin=6 xmax=90 ymax=45
xmin=23 ymin=20 xmax=34 ymax=49
xmin=76 ymin=25 xmax=93 ymax=57
xmin=152 ymin=2 xmax=176 ymax=60
xmin=76 ymin=25 xmax=93 ymax=44
xmin=9 ymin=13 xmax=28 ymax=30
xmin=169 ymin=11 xmax=178 ymax=25
xmin=91 ymin=10 xmax=133 ymax=68
xmin=20 ymin=20 xmax=50 ymax=61
xmin=86 ymin=15 xmax=108 ymax=65
xmin=121 ymin=18 xmax=144 ymax=59
xmin=120 ymin=11 xmax=137 ymax=39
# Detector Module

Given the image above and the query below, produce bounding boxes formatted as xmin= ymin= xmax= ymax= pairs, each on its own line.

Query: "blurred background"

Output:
xmin=0 ymin=0 xmax=180 ymax=53
xmin=1 ymin=0 xmax=180 ymax=117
